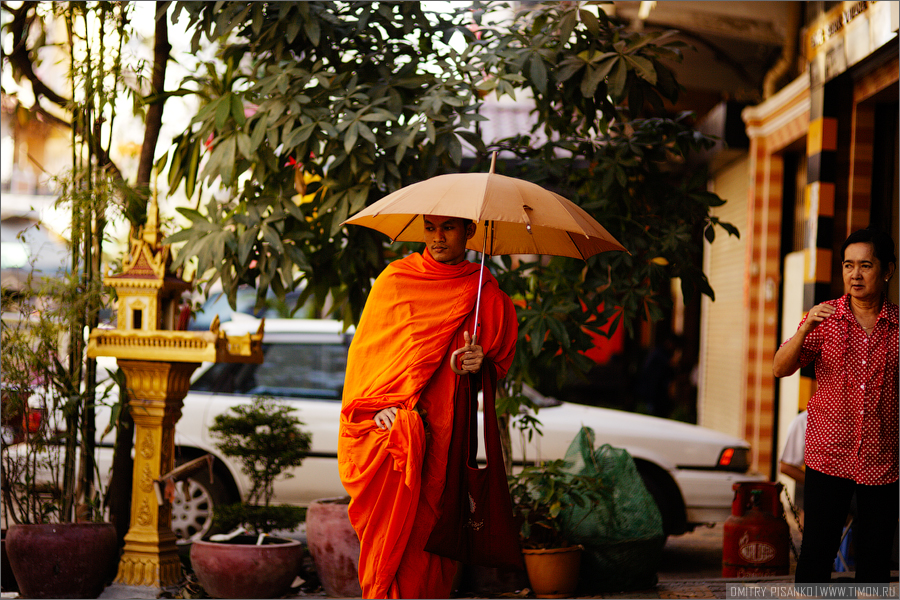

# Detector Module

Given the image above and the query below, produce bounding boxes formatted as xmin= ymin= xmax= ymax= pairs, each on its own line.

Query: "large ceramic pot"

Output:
xmin=522 ymin=545 xmax=583 ymax=599
xmin=190 ymin=535 xmax=303 ymax=599
xmin=1 ymin=529 xmax=18 ymax=593
xmin=306 ymin=496 xmax=362 ymax=598
xmin=5 ymin=522 xmax=118 ymax=599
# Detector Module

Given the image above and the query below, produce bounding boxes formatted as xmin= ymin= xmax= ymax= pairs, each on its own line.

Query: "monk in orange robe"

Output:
xmin=338 ymin=215 xmax=518 ymax=599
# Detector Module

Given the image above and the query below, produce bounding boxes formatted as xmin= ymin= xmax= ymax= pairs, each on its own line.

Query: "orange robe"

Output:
xmin=338 ymin=250 xmax=518 ymax=599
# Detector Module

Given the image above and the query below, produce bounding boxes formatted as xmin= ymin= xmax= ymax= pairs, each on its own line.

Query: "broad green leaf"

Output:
xmin=236 ymin=132 xmax=253 ymax=158
xmin=216 ymin=93 xmax=233 ymax=131
xmin=447 ymin=132 xmax=462 ymax=165
xmin=623 ymin=55 xmax=657 ymax=85
xmin=720 ymin=221 xmax=740 ymax=238
xmin=357 ymin=122 xmax=376 ymax=144
xmin=557 ymin=59 xmax=585 ymax=84
xmin=285 ymin=122 xmax=317 ymax=149
xmin=191 ymin=98 xmax=221 ymax=127
xmin=330 ymin=196 xmax=349 ymax=236
xmin=558 ymin=11 xmax=577 ymax=42
xmin=284 ymin=243 xmax=311 ymax=271
xmin=348 ymin=185 xmax=369 ymax=213
xmin=529 ymin=57 xmax=548 ymax=95
xmin=305 ymin=17 xmax=320 ymax=46
xmin=261 ymin=224 xmax=285 ymax=254
xmin=607 ymin=59 xmax=626 ymax=101
xmin=209 ymin=135 xmax=236 ymax=184
xmin=547 ymin=318 xmax=570 ymax=350
xmin=286 ymin=19 xmax=300 ymax=43
xmin=359 ymin=109 xmax=396 ymax=122
xmin=249 ymin=113 xmax=268 ymax=150
xmin=231 ymin=94 xmax=247 ymax=127
xmin=580 ymin=59 xmax=609 ymax=98
xmin=185 ymin=138 xmax=201 ymax=199
xmin=163 ymin=229 xmax=196 ymax=245
xmin=177 ymin=207 xmax=213 ymax=226
xmin=579 ymin=9 xmax=600 ymax=36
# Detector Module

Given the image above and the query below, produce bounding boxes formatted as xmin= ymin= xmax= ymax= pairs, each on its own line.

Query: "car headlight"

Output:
xmin=716 ymin=447 xmax=750 ymax=472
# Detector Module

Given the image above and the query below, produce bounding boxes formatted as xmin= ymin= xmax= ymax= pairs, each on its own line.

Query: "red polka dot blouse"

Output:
xmin=788 ymin=294 xmax=898 ymax=485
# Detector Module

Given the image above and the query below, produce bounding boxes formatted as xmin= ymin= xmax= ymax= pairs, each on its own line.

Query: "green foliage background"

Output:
xmin=162 ymin=1 xmax=737 ymax=414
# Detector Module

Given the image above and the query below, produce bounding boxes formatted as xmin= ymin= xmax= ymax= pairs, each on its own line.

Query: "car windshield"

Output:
xmin=190 ymin=338 xmax=562 ymax=409
xmin=191 ymin=342 xmax=347 ymax=400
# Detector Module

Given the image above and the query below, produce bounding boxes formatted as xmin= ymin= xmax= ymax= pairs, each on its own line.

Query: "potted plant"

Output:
xmin=305 ymin=495 xmax=362 ymax=598
xmin=189 ymin=396 xmax=311 ymax=599
xmin=507 ymin=458 xmax=603 ymax=599
xmin=1 ymin=273 xmax=119 ymax=599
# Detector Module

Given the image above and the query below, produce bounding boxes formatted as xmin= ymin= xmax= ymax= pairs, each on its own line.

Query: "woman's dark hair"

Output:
xmin=841 ymin=227 xmax=896 ymax=267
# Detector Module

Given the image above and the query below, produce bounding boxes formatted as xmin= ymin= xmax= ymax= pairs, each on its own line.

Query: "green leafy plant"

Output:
xmin=507 ymin=459 xmax=604 ymax=549
xmin=0 ymin=268 xmax=114 ymax=525
xmin=209 ymin=397 xmax=312 ymax=535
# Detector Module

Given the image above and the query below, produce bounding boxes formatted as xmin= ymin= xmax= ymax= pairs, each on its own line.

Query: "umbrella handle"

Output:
xmin=450 ymin=350 xmax=467 ymax=375
xmin=449 ymin=333 xmax=477 ymax=376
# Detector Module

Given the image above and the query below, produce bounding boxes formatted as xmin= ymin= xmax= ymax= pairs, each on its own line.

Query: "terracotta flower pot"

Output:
xmin=5 ymin=522 xmax=118 ymax=599
xmin=522 ymin=545 xmax=583 ymax=599
xmin=306 ymin=496 xmax=362 ymax=598
xmin=191 ymin=535 xmax=304 ymax=599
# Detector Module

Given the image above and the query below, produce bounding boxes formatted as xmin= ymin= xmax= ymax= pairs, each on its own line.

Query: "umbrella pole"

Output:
xmin=473 ymin=246 xmax=485 ymax=343
xmin=472 ymin=220 xmax=490 ymax=343
xmin=452 ymin=221 xmax=489 ymax=376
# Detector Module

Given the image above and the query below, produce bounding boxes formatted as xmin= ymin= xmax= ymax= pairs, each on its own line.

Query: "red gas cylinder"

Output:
xmin=722 ymin=481 xmax=790 ymax=577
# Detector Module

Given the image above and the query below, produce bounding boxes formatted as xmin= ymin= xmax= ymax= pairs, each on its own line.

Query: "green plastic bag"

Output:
xmin=559 ymin=426 xmax=666 ymax=592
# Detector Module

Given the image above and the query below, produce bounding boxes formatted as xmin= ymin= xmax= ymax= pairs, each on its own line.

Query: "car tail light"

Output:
xmin=717 ymin=447 xmax=750 ymax=472
xmin=718 ymin=448 xmax=734 ymax=466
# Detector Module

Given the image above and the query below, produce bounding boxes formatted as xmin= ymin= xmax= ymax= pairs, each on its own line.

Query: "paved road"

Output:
xmin=657 ymin=522 xmax=801 ymax=581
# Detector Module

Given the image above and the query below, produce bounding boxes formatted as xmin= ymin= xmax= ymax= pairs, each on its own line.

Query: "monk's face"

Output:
xmin=423 ymin=215 xmax=475 ymax=265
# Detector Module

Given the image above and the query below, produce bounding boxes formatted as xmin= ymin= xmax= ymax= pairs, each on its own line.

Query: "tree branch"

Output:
xmin=3 ymin=2 xmax=126 ymax=187
xmin=137 ymin=3 xmax=171 ymax=189
xmin=5 ymin=1 xmax=70 ymax=109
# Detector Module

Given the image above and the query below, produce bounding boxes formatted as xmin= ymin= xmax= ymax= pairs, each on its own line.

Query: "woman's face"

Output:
xmin=842 ymin=242 xmax=890 ymax=301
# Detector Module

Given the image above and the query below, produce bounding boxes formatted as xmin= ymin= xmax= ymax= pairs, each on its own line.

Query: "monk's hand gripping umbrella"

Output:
xmin=341 ymin=152 xmax=628 ymax=375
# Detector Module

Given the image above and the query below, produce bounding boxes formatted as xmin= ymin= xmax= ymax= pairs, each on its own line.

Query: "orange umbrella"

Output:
xmin=342 ymin=153 xmax=627 ymax=373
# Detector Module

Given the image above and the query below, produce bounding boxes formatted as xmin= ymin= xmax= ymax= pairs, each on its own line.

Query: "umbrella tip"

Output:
xmin=490 ymin=151 xmax=496 ymax=174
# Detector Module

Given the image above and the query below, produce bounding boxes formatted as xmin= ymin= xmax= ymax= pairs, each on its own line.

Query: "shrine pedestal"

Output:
xmin=112 ymin=360 xmax=199 ymax=589
xmin=87 ymin=194 xmax=263 ymax=595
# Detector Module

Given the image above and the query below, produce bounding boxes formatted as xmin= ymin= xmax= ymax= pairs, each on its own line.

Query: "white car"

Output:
xmin=115 ymin=318 xmax=764 ymax=541
xmin=78 ymin=318 xmax=760 ymax=542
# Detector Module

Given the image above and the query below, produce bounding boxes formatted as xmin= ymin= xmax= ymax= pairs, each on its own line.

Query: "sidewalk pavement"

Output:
xmin=591 ymin=577 xmax=898 ymax=599
xmin=5 ymin=575 xmax=898 ymax=599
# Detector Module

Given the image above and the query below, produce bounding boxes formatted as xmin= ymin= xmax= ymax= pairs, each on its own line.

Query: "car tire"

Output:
xmin=170 ymin=461 xmax=236 ymax=543
xmin=636 ymin=464 xmax=686 ymax=538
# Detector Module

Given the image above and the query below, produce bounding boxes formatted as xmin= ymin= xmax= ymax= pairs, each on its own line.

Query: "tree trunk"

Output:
xmin=106 ymin=1 xmax=170 ymax=546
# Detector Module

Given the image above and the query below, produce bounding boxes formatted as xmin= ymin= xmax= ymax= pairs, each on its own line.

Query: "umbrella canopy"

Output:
xmin=342 ymin=155 xmax=626 ymax=260
xmin=342 ymin=154 xmax=627 ymax=373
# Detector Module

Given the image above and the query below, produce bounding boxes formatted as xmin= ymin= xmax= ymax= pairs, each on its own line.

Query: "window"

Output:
xmin=191 ymin=343 xmax=348 ymax=400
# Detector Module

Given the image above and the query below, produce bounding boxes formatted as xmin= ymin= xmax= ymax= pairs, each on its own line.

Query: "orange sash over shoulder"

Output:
xmin=338 ymin=250 xmax=517 ymax=599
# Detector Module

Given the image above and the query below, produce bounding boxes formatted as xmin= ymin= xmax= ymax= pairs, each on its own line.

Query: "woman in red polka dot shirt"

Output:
xmin=774 ymin=227 xmax=898 ymax=584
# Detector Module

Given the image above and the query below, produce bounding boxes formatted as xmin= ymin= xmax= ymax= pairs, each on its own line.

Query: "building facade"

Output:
xmin=698 ymin=1 xmax=899 ymax=479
